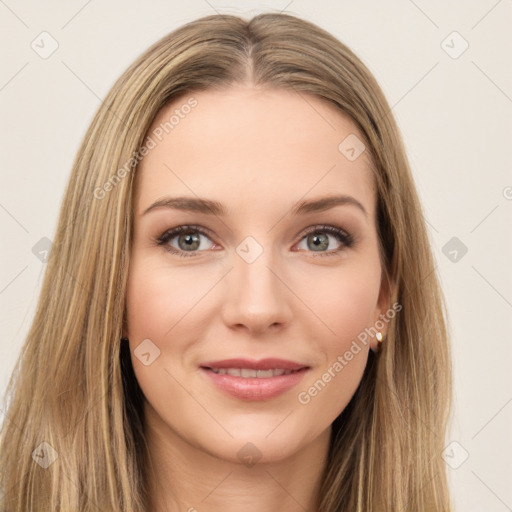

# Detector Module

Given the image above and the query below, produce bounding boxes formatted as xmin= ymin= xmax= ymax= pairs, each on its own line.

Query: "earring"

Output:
xmin=121 ymin=337 xmax=129 ymax=342
xmin=371 ymin=332 xmax=384 ymax=353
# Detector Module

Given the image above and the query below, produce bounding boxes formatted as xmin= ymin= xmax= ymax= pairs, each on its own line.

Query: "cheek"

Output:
xmin=292 ymin=260 xmax=381 ymax=347
xmin=125 ymin=255 xmax=208 ymax=341
xmin=124 ymin=258 xmax=200 ymax=410
xmin=293 ymin=268 xmax=377 ymax=420
xmin=124 ymin=256 xmax=219 ymax=403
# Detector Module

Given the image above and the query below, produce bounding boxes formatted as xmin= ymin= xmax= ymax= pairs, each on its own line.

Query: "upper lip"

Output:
xmin=200 ymin=358 xmax=309 ymax=371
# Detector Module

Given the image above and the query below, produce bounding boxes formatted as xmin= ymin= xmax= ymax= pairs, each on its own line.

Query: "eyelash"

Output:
xmin=154 ymin=224 xmax=355 ymax=258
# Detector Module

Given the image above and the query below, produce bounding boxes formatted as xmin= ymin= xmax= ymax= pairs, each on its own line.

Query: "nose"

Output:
xmin=220 ymin=249 xmax=293 ymax=335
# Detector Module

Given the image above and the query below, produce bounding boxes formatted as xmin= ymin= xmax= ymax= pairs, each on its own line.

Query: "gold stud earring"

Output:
xmin=371 ymin=331 xmax=384 ymax=353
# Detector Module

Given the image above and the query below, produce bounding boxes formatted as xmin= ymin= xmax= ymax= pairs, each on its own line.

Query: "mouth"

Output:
xmin=204 ymin=367 xmax=304 ymax=378
xmin=199 ymin=358 xmax=310 ymax=400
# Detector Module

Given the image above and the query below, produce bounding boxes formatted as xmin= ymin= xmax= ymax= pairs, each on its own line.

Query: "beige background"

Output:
xmin=1 ymin=1 xmax=511 ymax=509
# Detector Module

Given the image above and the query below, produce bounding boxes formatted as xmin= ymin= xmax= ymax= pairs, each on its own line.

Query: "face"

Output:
xmin=125 ymin=84 xmax=389 ymax=464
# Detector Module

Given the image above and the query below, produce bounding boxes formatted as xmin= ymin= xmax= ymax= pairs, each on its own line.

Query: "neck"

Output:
xmin=143 ymin=402 xmax=331 ymax=512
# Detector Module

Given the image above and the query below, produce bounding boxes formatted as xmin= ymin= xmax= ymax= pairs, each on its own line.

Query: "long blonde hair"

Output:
xmin=0 ymin=12 xmax=453 ymax=511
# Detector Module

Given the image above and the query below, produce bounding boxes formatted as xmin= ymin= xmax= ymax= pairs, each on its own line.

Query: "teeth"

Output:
xmin=209 ymin=368 xmax=297 ymax=378
xmin=257 ymin=369 xmax=275 ymax=378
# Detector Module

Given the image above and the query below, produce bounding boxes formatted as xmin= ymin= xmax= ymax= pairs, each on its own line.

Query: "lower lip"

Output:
xmin=200 ymin=367 xmax=309 ymax=401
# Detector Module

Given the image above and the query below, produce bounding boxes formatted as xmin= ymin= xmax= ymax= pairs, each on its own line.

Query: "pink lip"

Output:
xmin=199 ymin=358 xmax=310 ymax=401
xmin=201 ymin=358 xmax=308 ymax=371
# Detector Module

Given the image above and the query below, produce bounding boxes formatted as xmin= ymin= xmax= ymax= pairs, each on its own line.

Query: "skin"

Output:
xmin=124 ymin=84 xmax=390 ymax=512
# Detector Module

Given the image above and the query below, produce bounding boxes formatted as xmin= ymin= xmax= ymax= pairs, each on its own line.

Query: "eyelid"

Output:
xmin=294 ymin=224 xmax=352 ymax=243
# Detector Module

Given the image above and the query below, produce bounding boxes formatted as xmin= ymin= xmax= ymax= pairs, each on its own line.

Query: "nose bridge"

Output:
xmin=221 ymin=238 xmax=292 ymax=331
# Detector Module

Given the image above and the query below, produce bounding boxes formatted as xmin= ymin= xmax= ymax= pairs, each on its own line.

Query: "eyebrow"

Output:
xmin=142 ymin=194 xmax=367 ymax=217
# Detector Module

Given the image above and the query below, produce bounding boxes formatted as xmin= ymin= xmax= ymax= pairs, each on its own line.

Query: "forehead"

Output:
xmin=135 ymin=85 xmax=376 ymax=219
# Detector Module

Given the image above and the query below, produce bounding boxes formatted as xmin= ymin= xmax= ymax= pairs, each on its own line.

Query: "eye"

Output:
xmin=154 ymin=224 xmax=355 ymax=258
xmin=155 ymin=225 xmax=216 ymax=257
xmin=295 ymin=225 xmax=354 ymax=257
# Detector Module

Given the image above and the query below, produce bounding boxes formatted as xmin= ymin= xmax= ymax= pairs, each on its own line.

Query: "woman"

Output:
xmin=0 ymin=12 xmax=453 ymax=511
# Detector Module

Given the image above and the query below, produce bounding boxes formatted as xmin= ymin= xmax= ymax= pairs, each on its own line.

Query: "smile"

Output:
xmin=207 ymin=368 xmax=301 ymax=377
xmin=200 ymin=366 xmax=309 ymax=400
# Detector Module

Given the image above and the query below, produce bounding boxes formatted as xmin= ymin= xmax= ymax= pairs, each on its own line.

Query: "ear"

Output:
xmin=370 ymin=269 xmax=392 ymax=351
